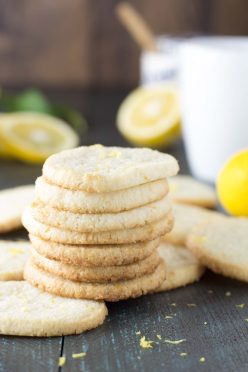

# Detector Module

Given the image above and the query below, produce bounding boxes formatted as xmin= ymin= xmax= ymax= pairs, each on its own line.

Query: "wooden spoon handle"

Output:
xmin=116 ymin=2 xmax=158 ymax=52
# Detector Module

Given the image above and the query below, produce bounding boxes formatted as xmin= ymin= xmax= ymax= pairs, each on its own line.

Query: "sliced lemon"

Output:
xmin=217 ymin=149 xmax=248 ymax=216
xmin=0 ymin=112 xmax=79 ymax=163
xmin=117 ymin=83 xmax=181 ymax=148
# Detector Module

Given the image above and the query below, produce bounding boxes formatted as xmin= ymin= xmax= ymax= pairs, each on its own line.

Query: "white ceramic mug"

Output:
xmin=179 ymin=37 xmax=248 ymax=183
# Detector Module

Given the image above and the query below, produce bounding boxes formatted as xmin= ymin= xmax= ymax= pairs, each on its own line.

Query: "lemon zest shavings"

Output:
xmin=225 ymin=291 xmax=231 ymax=297
xmin=208 ymin=290 xmax=213 ymax=294
xmin=204 ymin=322 xmax=208 ymax=325
xmin=199 ymin=357 xmax=205 ymax=363
xmin=9 ymin=247 xmax=24 ymax=255
xmin=136 ymin=330 xmax=141 ymax=335
xmin=187 ymin=303 xmax=197 ymax=307
xmin=72 ymin=352 xmax=86 ymax=359
xmin=170 ymin=303 xmax=177 ymax=307
xmin=180 ymin=352 xmax=188 ymax=357
xmin=156 ymin=335 xmax=162 ymax=340
xmin=58 ymin=356 xmax=66 ymax=367
xmin=236 ymin=304 xmax=245 ymax=308
xmin=140 ymin=336 xmax=154 ymax=349
xmin=165 ymin=316 xmax=173 ymax=319
xmin=164 ymin=339 xmax=186 ymax=345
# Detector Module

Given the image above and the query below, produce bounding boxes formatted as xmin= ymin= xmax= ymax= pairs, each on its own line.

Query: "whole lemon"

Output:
xmin=217 ymin=149 xmax=248 ymax=216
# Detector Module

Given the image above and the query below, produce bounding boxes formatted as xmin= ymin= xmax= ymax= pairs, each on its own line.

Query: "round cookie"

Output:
xmin=156 ymin=242 xmax=205 ymax=292
xmin=0 ymin=185 xmax=34 ymax=233
xmin=42 ymin=145 xmax=179 ymax=192
xmin=169 ymin=175 xmax=216 ymax=208
xmin=0 ymin=281 xmax=107 ymax=336
xmin=30 ymin=235 xmax=160 ymax=267
xmin=164 ymin=203 xmax=219 ymax=245
xmin=35 ymin=176 xmax=169 ymax=213
xmin=31 ymin=195 xmax=171 ymax=232
xmin=23 ymin=208 xmax=174 ymax=245
xmin=31 ymin=249 xmax=160 ymax=282
xmin=24 ymin=258 xmax=166 ymax=301
xmin=187 ymin=216 xmax=248 ymax=282
xmin=0 ymin=240 xmax=30 ymax=280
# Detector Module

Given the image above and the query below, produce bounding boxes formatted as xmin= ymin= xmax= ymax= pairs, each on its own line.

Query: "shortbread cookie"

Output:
xmin=32 ymin=249 xmax=160 ymax=282
xmin=30 ymin=235 xmax=159 ymax=267
xmin=0 ymin=185 xmax=34 ymax=233
xmin=0 ymin=281 xmax=107 ymax=336
xmin=42 ymin=145 xmax=179 ymax=192
xmin=156 ymin=242 xmax=205 ymax=292
xmin=25 ymin=258 xmax=166 ymax=301
xmin=169 ymin=175 xmax=216 ymax=208
xmin=187 ymin=216 xmax=248 ymax=282
xmin=31 ymin=195 xmax=171 ymax=232
xmin=0 ymin=240 xmax=30 ymax=280
xmin=23 ymin=208 xmax=173 ymax=244
xmin=164 ymin=204 xmax=218 ymax=245
xmin=35 ymin=177 xmax=169 ymax=213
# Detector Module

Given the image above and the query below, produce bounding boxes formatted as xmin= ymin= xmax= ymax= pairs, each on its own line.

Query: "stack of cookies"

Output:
xmin=23 ymin=145 xmax=179 ymax=301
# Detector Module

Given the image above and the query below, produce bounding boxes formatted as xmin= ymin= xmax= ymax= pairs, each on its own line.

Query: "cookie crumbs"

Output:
xmin=187 ymin=303 xmax=197 ymax=307
xmin=208 ymin=290 xmax=213 ymax=294
xmin=199 ymin=357 xmax=205 ymax=363
xmin=156 ymin=335 xmax=162 ymax=340
xmin=58 ymin=356 xmax=66 ymax=367
xmin=180 ymin=353 xmax=188 ymax=357
xmin=140 ymin=336 xmax=154 ymax=349
xmin=136 ymin=330 xmax=141 ymax=335
xmin=225 ymin=291 xmax=231 ymax=297
xmin=236 ymin=304 xmax=245 ymax=308
xmin=170 ymin=303 xmax=177 ymax=307
xmin=164 ymin=339 xmax=186 ymax=345
xmin=72 ymin=352 xmax=86 ymax=359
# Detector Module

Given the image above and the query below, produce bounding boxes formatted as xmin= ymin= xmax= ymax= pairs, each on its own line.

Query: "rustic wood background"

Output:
xmin=0 ymin=0 xmax=247 ymax=88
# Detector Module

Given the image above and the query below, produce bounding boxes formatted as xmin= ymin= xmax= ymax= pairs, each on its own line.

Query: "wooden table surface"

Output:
xmin=0 ymin=89 xmax=247 ymax=372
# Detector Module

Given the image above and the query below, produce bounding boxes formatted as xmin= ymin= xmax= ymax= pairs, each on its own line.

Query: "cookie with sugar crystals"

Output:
xmin=156 ymin=242 xmax=205 ymax=292
xmin=187 ymin=215 xmax=248 ymax=282
xmin=24 ymin=258 xmax=166 ymax=301
xmin=0 ymin=240 xmax=30 ymax=280
xmin=35 ymin=176 xmax=169 ymax=213
xmin=30 ymin=235 xmax=160 ymax=267
xmin=164 ymin=203 xmax=220 ymax=245
xmin=23 ymin=207 xmax=173 ymax=245
xmin=0 ymin=185 xmax=34 ymax=233
xmin=42 ymin=145 xmax=179 ymax=192
xmin=0 ymin=281 xmax=107 ymax=336
xmin=169 ymin=175 xmax=216 ymax=208
xmin=31 ymin=195 xmax=171 ymax=233
xmin=31 ymin=249 xmax=160 ymax=282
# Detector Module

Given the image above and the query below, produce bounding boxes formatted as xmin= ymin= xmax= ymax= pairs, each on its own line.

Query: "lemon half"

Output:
xmin=0 ymin=112 xmax=79 ymax=163
xmin=117 ymin=84 xmax=181 ymax=148
xmin=217 ymin=149 xmax=248 ymax=216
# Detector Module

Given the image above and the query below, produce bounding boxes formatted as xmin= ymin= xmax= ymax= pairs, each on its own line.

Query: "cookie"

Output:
xmin=42 ymin=145 xmax=179 ymax=192
xmin=0 ymin=281 xmax=107 ymax=336
xmin=31 ymin=249 xmax=160 ymax=282
xmin=30 ymin=235 xmax=159 ymax=267
xmin=31 ymin=195 xmax=171 ymax=232
xmin=24 ymin=258 xmax=166 ymax=301
xmin=187 ymin=216 xmax=248 ymax=282
xmin=0 ymin=240 xmax=30 ymax=280
xmin=164 ymin=204 xmax=218 ymax=245
xmin=0 ymin=185 xmax=34 ymax=233
xmin=23 ymin=208 xmax=173 ymax=245
xmin=156 ymin=242 xmax=205 ymax=292
xmin=169 ymin=175 xmax=216 ymax=208
xmin=35 ymin=176 xmax=169 ymax=213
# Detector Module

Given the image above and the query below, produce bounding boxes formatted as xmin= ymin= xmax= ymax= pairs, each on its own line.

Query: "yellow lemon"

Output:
xmin=117 ymin=83 xmax=181 ymax=148
xmin=217 ymin=149 xmax=248 ymax=216
xmin=0 ymin=112 xmax=79 ymax=163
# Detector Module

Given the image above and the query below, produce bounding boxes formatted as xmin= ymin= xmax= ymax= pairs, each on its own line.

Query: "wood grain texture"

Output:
xmin=0 ymin=0 xmax=247 ymax=87
xmin=0 ymin=89 xmax=248 ymax=371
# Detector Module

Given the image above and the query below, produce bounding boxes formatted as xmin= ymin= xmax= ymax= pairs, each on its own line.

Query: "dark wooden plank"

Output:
xmin=0 ymin=337 xmax=62 ymax=372
xmin=62 ymin=272 xmax=248 ymax=372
